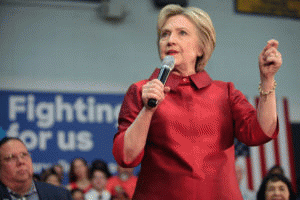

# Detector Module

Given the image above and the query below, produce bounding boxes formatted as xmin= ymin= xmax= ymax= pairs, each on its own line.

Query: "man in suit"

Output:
xmin=0 ymin=137 xmax=73 ymax=200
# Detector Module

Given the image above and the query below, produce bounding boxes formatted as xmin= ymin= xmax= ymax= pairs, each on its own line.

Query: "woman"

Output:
xmin=257 ymin=174 xmax=296 ymax=200
xmin=113 ymin=4 xmax=282 ymax=199
xmin=67 ymin=158 xmax=92 ymax=194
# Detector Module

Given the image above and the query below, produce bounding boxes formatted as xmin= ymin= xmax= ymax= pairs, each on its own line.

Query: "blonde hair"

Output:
xmin=157 ymin=4 xmax=216 ymax=71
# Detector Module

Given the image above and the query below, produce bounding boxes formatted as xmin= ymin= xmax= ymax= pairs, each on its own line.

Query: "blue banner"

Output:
xmin=0 ymin=90 xmax=125 ymax=184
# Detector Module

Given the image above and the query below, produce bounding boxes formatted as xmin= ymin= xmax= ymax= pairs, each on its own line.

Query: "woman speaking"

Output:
xmin=113 ymin=4 xmax=282 ymax=200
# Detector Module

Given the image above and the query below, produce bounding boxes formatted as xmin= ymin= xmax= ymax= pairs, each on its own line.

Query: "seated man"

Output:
xmin=0 ymin=137 xmax=72 ymax=200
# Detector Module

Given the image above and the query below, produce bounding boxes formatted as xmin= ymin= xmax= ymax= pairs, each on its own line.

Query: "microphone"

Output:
xmin=147 ymin=55 xmax=175 ymax=108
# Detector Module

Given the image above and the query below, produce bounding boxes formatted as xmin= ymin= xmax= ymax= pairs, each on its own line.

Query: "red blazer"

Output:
xmin=113 ymin=69 xmax=278 ymax=200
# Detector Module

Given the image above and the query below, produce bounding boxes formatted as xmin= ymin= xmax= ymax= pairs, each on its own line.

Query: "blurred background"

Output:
xmin=0 ymin=0 xmax=299 ymax=197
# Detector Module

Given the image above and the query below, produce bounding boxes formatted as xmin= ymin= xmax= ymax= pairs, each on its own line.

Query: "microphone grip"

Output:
xmin=147 ymin=98 xmax=157 ymax=108
xmin=146 ymin=65 xmax=172 ymax=108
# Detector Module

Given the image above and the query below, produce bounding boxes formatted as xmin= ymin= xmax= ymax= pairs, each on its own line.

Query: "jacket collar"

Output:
xmin=149 ymin=68 xmax=212 ymax=91
xmin=0 ymin=181 xmax=12 ymax=200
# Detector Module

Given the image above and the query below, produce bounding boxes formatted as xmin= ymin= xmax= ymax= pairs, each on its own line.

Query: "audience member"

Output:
xmin=91 ymin=159 xmax=112 ymax=179
xmin=257 ymin=173 xmax=296 ymax=200
xmin=0 ymin=137 xmax=72 ymax=199
xmin=72 ymin=188 xmax=85 ymax=200
xmin=106 ymin=165 xmax=137 ymax=200
xmin=67 ymin=157 xmax=93 ymax=193
xmin=52 ymin=163 xmax=64 ymax=184
xmin=85 ymin=166 xmax=111 ymax=200
xmin=41 ymin=168 xmax=61 ymax=187
xmin=235 ymin=157 xmax=256 ymax=200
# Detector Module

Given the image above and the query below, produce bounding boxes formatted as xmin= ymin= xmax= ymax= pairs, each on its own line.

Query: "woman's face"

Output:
xmin=265 ymin=180 xmax=290 ymax=200
xmin=159 ymin=14 xmax=202 ymax=75
xmin=73 ymin=159 xmax=88 ymax=179
xmin=91 ymin=170 xmax=107 ymax=191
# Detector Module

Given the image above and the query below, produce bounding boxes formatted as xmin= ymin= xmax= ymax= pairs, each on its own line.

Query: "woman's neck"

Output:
xmin=172 ymin=64 xmax=196 ymax=76
xmin=76 ymin=177 xmax=89 ymax=185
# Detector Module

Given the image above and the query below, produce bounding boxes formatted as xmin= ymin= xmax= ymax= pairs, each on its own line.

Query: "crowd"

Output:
xmin=0 ymin=136 xmax=299 ymax=200
xmin=235 ymin=157 xmax=298 ymax=200
xmin=30 ymin=155 xmax=298 ymax=200
xmin=35 ymin=158 xmax=138 ymax=200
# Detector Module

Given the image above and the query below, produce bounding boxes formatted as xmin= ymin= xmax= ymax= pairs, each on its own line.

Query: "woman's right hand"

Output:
xmin=142 ymin=79 xmax=170 ymax=110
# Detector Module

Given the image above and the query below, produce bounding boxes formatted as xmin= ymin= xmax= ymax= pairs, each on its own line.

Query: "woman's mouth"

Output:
xmin=167 ymin=50 xmax=178 ymax=55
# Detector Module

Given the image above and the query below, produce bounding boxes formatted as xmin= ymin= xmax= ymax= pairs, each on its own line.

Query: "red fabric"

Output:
xmin=113 ymin=69 xmax=278 ymax=200
xmin=106 ymin=176 xmax=138 ymax=199
xmin=69 ymin=182 xmax=92 ymax=194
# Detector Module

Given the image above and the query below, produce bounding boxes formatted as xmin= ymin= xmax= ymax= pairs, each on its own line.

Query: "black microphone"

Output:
xmin=147 ymin=55 xmax=175 ymax=108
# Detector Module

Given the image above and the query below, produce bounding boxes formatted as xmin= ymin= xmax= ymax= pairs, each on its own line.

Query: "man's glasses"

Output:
xmin=1 ymin=152 xmax=31 ymax=163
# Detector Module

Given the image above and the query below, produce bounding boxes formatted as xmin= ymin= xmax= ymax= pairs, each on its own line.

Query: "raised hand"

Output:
xmin=259 ymin=39 xmax=282 ymax=80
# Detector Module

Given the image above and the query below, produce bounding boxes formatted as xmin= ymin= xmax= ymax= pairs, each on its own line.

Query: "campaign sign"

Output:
xmin=0 ymin=90 xmax=125 ymax=184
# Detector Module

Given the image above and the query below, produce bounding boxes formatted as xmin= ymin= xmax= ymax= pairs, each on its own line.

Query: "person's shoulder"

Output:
xmin=0 ymin=181 xmax=9 ymax=198
xmin=212 ymin=80 xmax=232 ymax=86
xmin=35 ymin=181 xmax=72 ymax=198
xmin=35 ymin=181 xmax=61 ymax=189
xmin=210 ymin=80 xmax=235 ymax=91
xmin=84 ymin=188 xmax=98 ymax=198
xmin=107 ymin=175 xmax=119 ymax=183
xmin=102 ymin=189 xmax=111 ymax=198
xmin=123 ymin=79 xmax=149 ymax=96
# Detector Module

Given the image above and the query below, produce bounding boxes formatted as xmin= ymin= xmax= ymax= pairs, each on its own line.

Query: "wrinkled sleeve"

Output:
xmin=229 ymin=82 xmax=279 ymax=146
xmin=112 ymin=82 xmax=146 ymax=168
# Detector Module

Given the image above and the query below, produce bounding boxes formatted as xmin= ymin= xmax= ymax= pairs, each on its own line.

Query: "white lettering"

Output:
xmin=8 ymin=94 xmax=121 ymax=126
xmin=20 ymin=130 xmax=38 ymax=150
xmin=77 ymin=131 xmax=93 ymax=151
xmin=39 ymin=131 xmax=53 ymax=150
xmin=57 ymin=130 xmax=76 ymax=151
xmin=56 ymin=95 xmax=73 ymax=122
xmin=6 ymin=122 xmax=20 ymax=137
xmin=74 ymin=98 xmax=87 ymax=123
xmin=36 ymin=102 xmax=54 ymax=128
xmin=114 ymin=104 xmax=121 ymax=128
xmin=96 ymin=104 xmax=113 ymax=123
xmin=27 ymin=95 xmax=35 ymax=121
xmin=33 ymin=159 xmax=70 ymax=174
xmin=88 ymin=97 xmax=95 ymax=122
xmin=33 ymin=162 xmax=52 ymax=174
xmin=9 ymin=96 xmax=26 ymax=121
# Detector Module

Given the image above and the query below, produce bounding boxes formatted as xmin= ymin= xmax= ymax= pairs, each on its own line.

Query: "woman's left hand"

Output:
xmin=259 ymin=39 xmax=282 ymax=80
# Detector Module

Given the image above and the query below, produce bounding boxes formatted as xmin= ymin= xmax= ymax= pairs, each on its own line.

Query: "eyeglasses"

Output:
xmin=1 ymin=152 xmax=31 ymax=163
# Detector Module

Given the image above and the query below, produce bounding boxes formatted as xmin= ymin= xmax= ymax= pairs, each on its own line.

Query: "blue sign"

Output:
xmin=0 ymin=90 xmax=125 ymax=184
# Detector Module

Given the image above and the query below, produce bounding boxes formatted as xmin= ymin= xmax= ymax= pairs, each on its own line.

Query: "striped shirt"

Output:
xmin=7 ymin=181 xmax=39 ymax=200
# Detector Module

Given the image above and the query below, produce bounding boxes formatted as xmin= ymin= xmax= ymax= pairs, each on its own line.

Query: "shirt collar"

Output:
xmin=7 ymin=181 xmax=37 ymax=198
xmin=149 ymin=68 xmax=212 ymax=90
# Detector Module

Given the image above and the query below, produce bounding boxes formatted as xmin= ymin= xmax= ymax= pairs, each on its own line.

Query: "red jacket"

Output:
xmin=113 ymin=69 xmax=278 ymax=200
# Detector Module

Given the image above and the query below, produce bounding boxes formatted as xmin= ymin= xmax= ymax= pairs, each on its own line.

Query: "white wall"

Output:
xmin=1 ymin=0 xmax=299 ymax=122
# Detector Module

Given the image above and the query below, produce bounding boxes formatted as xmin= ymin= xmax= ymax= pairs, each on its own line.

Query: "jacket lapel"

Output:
xmin=0 ymin=181 xmax=12 ymax=200
xmin=35 ymin=181 xmax=48 ymax=200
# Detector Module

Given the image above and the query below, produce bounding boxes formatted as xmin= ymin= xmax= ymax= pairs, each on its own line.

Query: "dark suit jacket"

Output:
xmin=0 ymin=181 xmax=73 ymax=200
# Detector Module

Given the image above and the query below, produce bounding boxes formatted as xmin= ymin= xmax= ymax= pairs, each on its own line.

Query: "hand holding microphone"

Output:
xmin=144 ymin=56 xmax=175 ymax=108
